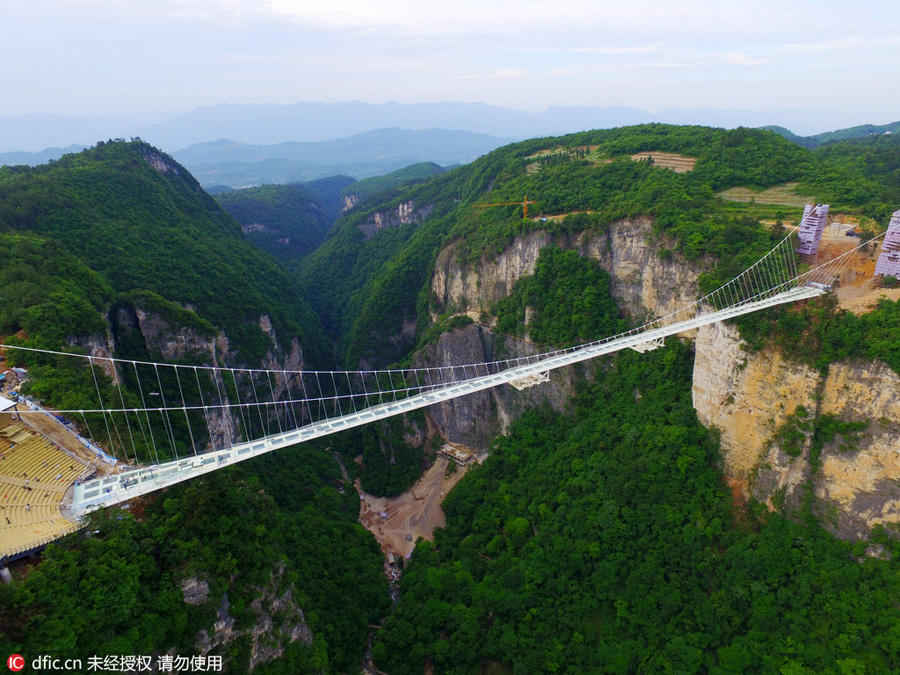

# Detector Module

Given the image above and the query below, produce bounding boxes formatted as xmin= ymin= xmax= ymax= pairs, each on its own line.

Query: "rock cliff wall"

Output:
xmin=424 ymin=217 xmax=693 ymax=451
xmin=431 ymin=217 xmax=699 ymax=323
xmin=693 ymin=321 xmax=900 ymax=540
xmin=82 ymin=303 xmax=304 ymax=450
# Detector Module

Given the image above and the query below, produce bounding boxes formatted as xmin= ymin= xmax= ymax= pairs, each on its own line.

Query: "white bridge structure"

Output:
xmin=0 ymin=232 xmax=877 ymax=519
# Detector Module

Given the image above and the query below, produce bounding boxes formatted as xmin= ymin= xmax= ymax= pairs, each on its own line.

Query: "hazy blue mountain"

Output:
xmin=0 ymin=111 xmax=173 ymax=152
xmin=135 ymin=101 xmax=653 ymax=148
xmin=764 ymin=121 xmax=900 ymax=148
xmin=2 ymin=101 xmax=896 ymax=158
xmin=137 ymin=101 xmax=889 ymax=148
xmin=172 ymin=128 xmax=509 ymax=187
xmin=0 ymin=144 xmax=87 ymax=166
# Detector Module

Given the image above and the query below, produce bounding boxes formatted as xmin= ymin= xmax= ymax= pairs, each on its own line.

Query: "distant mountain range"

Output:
xmin=1 ymin=101 xmax=895 ymax=154
xmin=170 ymin=128 xmax=509 ymax=187
xmin=763 ymin=121 xmax=900 ymax=148
xmin=2 ymin=104 xmax=898 ymax=189
xmin=0 ymin=144 xmax=87 ymax=166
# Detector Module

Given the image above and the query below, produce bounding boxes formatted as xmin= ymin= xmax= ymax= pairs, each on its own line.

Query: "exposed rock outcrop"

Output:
xmin=414 ymin=324 xmax=596 ymax=453
xmin=193 ymin=565 xmax=314 ymax=672
xmin=139 ymin=146 xmax=182 ymax=176
xmin=357 ymin=200 xmax=434 ymax=239
xmin=693 ymin=321 xmax=900 ymax=540
xmin=431 ymin=218 xmax=699 ymax=323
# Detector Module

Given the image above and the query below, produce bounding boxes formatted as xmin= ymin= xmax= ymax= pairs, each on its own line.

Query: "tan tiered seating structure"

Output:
xmin=0 ymin=417 xmax=86 ymax=558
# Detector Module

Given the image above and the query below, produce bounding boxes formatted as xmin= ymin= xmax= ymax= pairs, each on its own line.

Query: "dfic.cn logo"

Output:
xmin=7 ymin=654 xmax=24 ymax=672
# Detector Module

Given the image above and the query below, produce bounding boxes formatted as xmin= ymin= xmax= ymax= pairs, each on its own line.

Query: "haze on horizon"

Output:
xmin=2 ymin=0 xmax=899 ymax=133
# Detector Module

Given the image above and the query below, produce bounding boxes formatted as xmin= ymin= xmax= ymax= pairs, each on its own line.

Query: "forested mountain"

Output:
xmin=215 ymin=184 xmax=335 ymax=268
xmin=766 ymin=121 xmax=900 ymax=149
xmin=303 ymin=175 xmax=357 ymax=221
xmin=0 ymin=140 xmax=329 ymax=366
xmin=172 ymin=128 xmax=506 ymax=188
xmin=0 ymin=141 xmax=385 ymax=672
xmin=298 ymin=124 xmax=897 ymax=368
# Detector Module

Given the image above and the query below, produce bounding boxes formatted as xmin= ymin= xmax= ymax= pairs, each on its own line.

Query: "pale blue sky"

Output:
xmin=2 ymin=0 xmax=899 ymax=122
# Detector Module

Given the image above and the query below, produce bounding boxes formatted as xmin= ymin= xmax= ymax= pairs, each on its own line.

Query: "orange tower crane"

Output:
xmin=472 ymin=195 xmax=537 ymax=219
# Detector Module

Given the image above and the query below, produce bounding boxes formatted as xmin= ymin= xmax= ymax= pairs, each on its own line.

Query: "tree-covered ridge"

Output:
xmin=342 ymin=161 xmax=447 ymax=207
xmin=299 ymin=124 xmax=835 ymax=367
xmin=215 ymin=183 xmax=334 ymax=268
xmin=0 ymin=448 xmax=390 ymax=674
xmin=374 ymin=345 xmax=900 ymax=674
xmin=0 ymin=140 xmax=329 ymax=365
xmin=764 ymin=120 xmax=900 ymax=150
xmin=809 ymin=133 xmax=900 ymax=219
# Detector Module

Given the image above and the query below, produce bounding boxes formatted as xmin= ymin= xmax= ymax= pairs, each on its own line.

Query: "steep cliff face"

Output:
xmin=693 ymin=321 xmax=900 ymax=540
xmin=188 ymin=564 xmax=315 ymax=672
xmin=414 ymin=324 xmax=595 ymax=453
xmin=357 ymin=200 xmax=434 ymax=240
xmin=431 ymin=217 xmax=700 ymax=323
xmin=423 ymin=217 xmax=691 ymax=451
xmin=105 ymin=304 xmax=304 ymax=449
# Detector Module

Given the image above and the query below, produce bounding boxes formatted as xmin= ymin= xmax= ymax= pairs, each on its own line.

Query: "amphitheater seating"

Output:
xmin=0 ymin=422 xmax=88 ymax=558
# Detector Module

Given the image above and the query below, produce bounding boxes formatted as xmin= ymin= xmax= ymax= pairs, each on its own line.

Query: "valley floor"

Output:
xmin=356 ymin=455 xmax=470 ymax=559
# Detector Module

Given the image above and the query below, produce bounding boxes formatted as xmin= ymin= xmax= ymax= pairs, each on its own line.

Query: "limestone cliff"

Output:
xmin=432 ymin=217 xmax=700 ymax=323
xmin=104 ymin=302 xmax=303 ymax=449
xmin=693 ymin=321 xmax=900 ymax=540
xmin=357 ymin=200 xmax=434 ymax=240
xmin=423 ymin=217 xmax=692 ymax=451
xmin=413 ymin=324 xmax=595 ymax=452
xmin=188 ymin=564 xmax=315 ymax=672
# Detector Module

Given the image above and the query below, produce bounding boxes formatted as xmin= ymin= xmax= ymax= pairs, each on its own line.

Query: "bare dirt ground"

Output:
xmin=357 ymin=456 xmax=471 ymax=559
xmin=812 ymin=229 xmax=900 ymax=314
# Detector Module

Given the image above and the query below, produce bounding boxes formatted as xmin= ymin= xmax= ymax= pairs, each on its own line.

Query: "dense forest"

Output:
xmin=0 ymin=140 xmax=329 ymax=365
xmin=215 ymin=183 xmax=335 ymax=268
xmin=374 ymin=345 xmax=900 ymax=674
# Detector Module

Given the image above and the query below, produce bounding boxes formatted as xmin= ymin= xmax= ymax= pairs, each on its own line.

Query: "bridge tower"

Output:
xmin=794 ymin=203 xmax=830 ymax=262
xmin=874 ymin=209 xmax=900 ymax=279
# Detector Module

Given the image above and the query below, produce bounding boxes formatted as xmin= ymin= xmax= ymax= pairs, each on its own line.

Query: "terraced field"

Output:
xmin=718 ymin=182 xmax=817 ymax=207
xmin=629 ymin=151 xmax=696 ymax=172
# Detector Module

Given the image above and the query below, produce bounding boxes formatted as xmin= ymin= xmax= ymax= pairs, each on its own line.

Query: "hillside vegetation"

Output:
xmin=0 ymin=140 xmax=330 ymax=365
xmin=299 ymin=124 xmax=896 ymax=368
xmin=0 ymin=448 xmax=389 ymax=674
xmin=215 ymin=184 xmax=334 ymax=268
xmin=375 ymin=345 xmax=900 ymax=674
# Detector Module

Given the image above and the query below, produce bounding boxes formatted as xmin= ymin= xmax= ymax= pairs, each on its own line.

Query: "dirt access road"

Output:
xmin=358 ymin=456 xmax=470 ymax=559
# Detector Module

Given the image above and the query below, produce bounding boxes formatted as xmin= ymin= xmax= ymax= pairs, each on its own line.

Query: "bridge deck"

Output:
xmin=70 ymin=285 xmax=823 ymax=516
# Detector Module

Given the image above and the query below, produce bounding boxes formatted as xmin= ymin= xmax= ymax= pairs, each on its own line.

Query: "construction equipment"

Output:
xmin=472 ymin=195 xmax=537 ymax=219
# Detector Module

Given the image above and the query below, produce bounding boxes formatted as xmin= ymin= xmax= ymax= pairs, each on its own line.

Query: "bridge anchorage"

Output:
xmin=0 ymin=229 xmax=883 ymax=552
